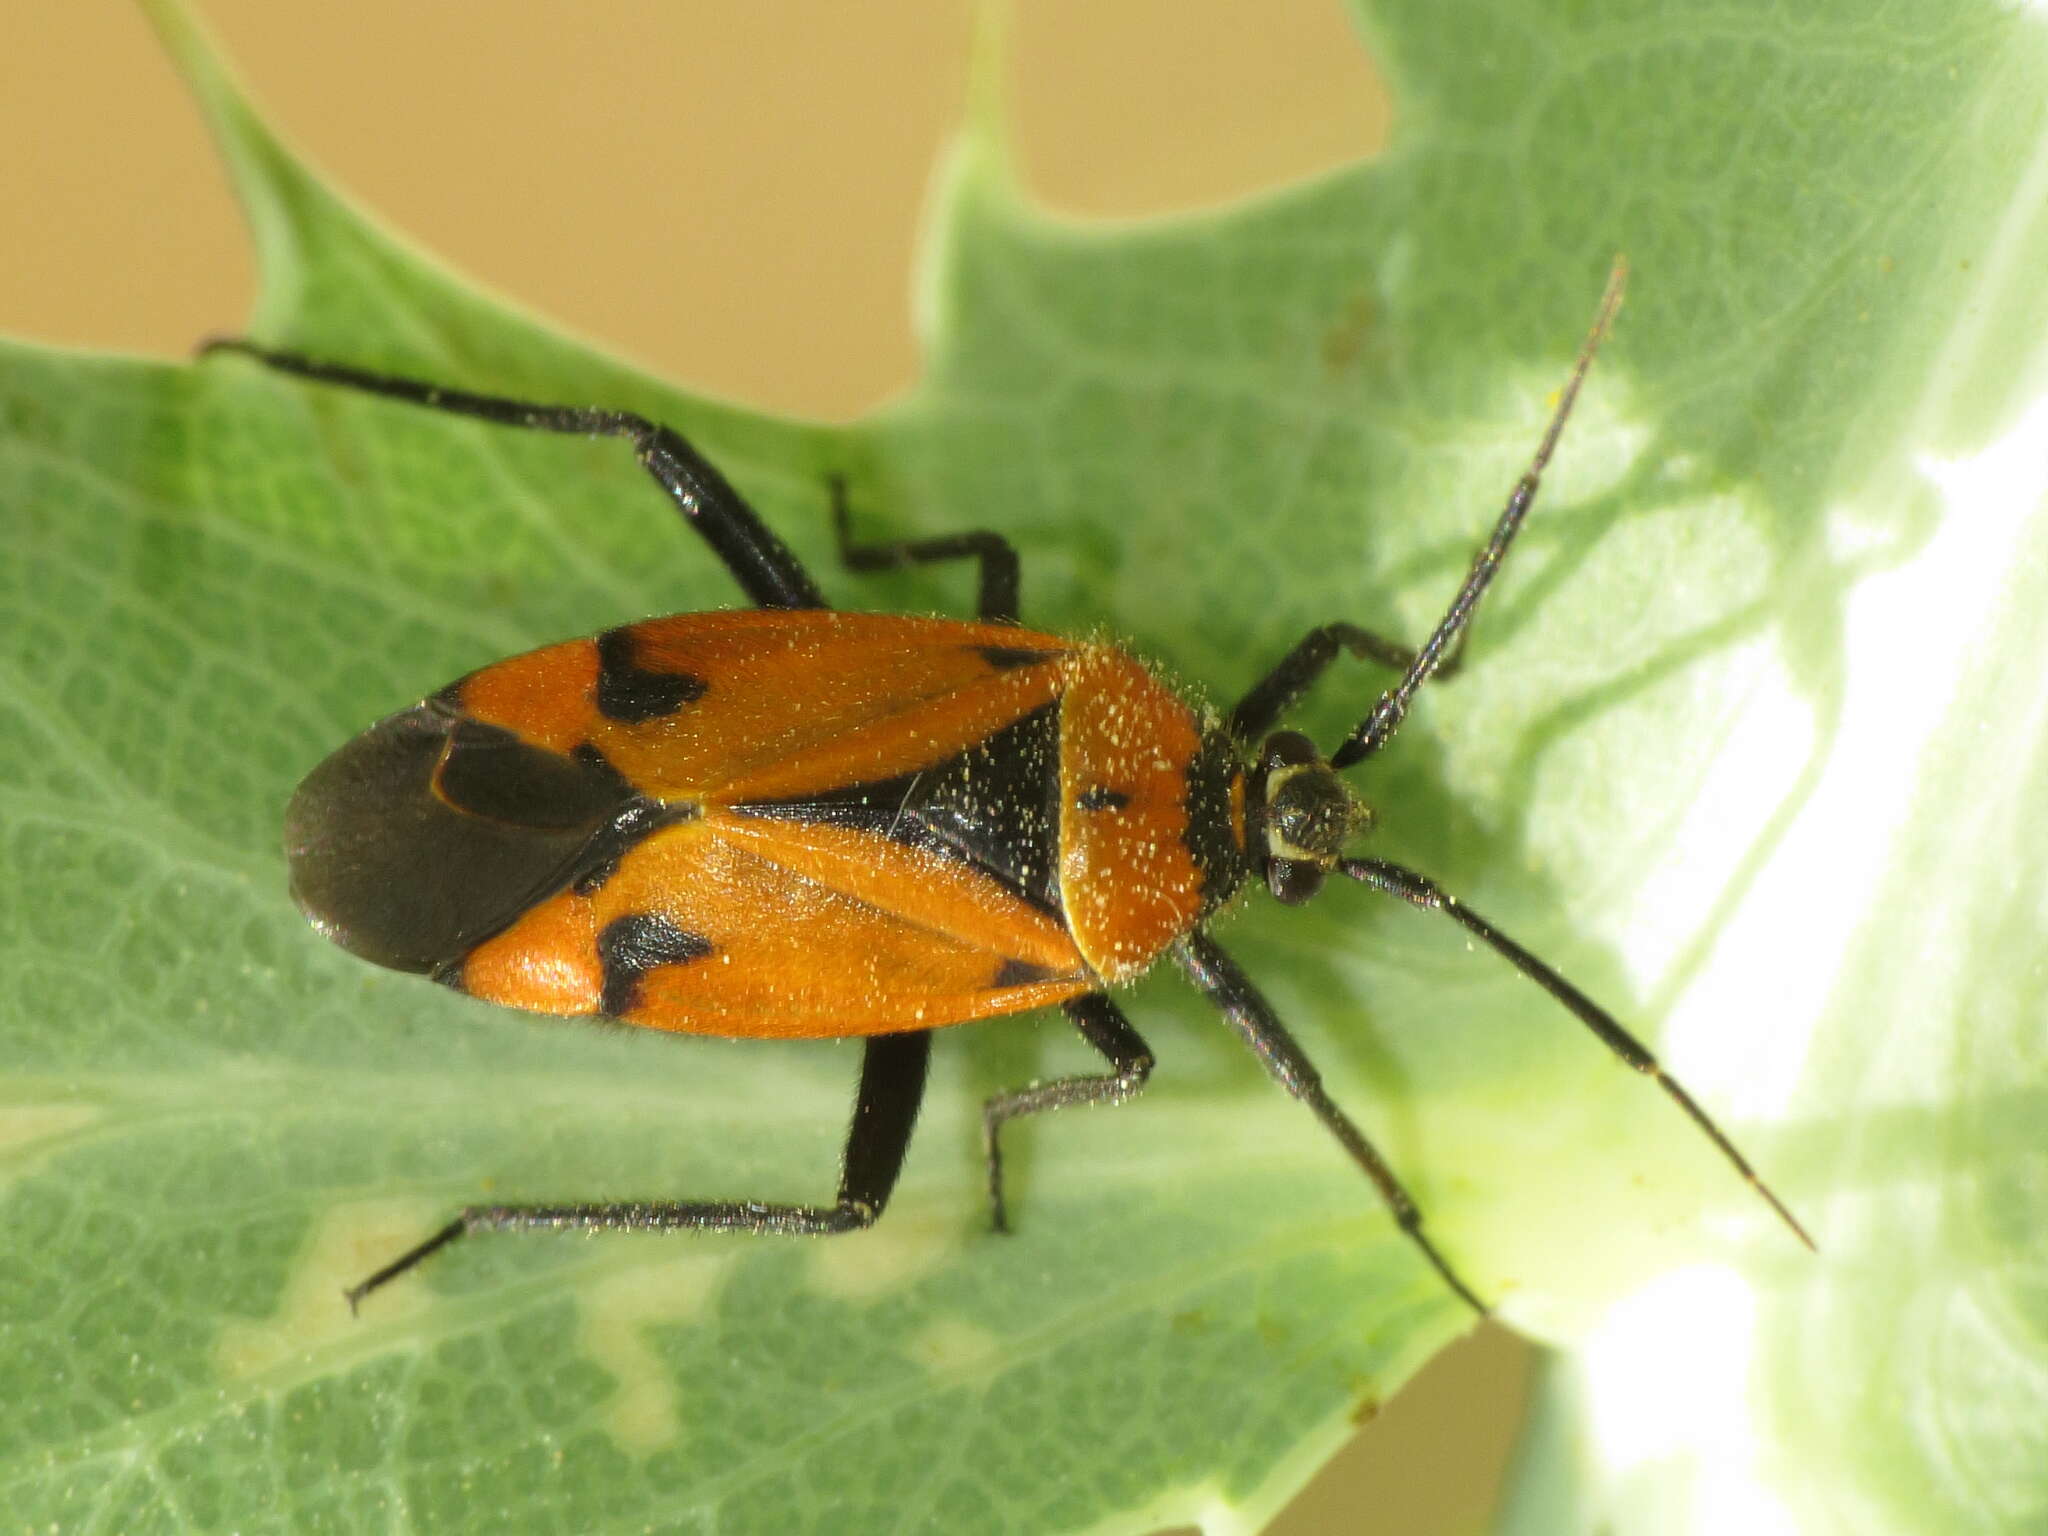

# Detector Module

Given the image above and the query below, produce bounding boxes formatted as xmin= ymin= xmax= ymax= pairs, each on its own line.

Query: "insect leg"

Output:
xmin=1172 ymin=929 xmax=1489 ymax=1314
xmin=198 ymin=340 xmax=827 ymax=610
xmin=1340 ymin=857 xmax=1814 ymax=1249
xmin=829 ymin=476 xmax=1021 ymax=622
xmin=982 ymin=993 xmax=1154 ymax=1231
xmin=1227 ymin=621 xmax=1470 ymax=744
xmin=342 ymin=1031 xmax=931 ymax=1312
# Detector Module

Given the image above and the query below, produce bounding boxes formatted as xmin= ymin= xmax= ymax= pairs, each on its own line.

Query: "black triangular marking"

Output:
xmin=975 ymin=645 xmax=1061 ymax=671
xmin=598 ymin=912 xmax=713 ymax=1016
xmin=734 ymin=702 xmax=1065 ymax=918
xmin=991 ymin=957 xmax=1064 ymax=988
xmin=596 ymin=627 xmax=708 ymax=722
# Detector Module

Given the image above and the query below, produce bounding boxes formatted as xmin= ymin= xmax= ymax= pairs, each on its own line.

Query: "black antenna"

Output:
xmin=1330 ymin=257 xmax=1629 ymax=771
xmin=1341 ymin=857 xmax=1814 ymax=1251
xmin=1324 ymin=262 xmax=1813 ymax=1255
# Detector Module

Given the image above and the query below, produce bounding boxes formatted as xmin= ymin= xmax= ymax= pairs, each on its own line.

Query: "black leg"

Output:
xmin=1340 ymin=857 xmax=1813 ymax=1249
xmin=199 ymin=339 xmax=828 ymax=611
xmin=343 ymin=1030 xmax=932 ymax=1312
xmin=830 ymin=476 xmax=1021 ymax=623
xmin=982 ymin=993 xmax=1154 ymax=1231
xmin=1228 ymin=621 xmax=1470 ymax=744
xmin=1329 ymin=259 xmax=1627 ymax=770
xmin=1172 ymin=929 xmax=1489 ymax=1315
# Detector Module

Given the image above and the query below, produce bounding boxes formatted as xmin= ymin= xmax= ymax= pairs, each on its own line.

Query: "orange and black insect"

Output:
xmin=209 ymin=259 xmax=1809 ymax=1313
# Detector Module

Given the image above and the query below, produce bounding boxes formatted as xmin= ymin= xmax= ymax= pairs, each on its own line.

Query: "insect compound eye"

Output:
xmin=1266 ymin=856 xmax=1326 ymax=906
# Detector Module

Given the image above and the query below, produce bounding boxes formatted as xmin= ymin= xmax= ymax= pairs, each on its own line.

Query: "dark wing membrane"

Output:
xmin=284 ymin=699 xmax=640 ymax=973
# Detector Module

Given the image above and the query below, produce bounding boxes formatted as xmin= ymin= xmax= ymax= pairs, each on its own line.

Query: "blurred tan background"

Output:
xmin=3 ymin=3 xmax=1531 ymax=1530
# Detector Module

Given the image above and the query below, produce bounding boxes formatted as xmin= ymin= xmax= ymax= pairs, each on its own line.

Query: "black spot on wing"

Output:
xmin=975 ymin=645 xmax=1061 ymax=671
xmin=990 ymin=957 xmax=1065 ymax=989
xmin=596 ymin=627 xmax=708 ymax=722
xmin=598 ymin=913 xmax=713 ymax=1017
xmin=1075 ymin=785 xmax=1130 ymax=812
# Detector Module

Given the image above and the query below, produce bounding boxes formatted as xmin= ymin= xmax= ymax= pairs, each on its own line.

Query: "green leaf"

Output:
xmin=3 ymin=2 xmax=2042 ymax=1533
